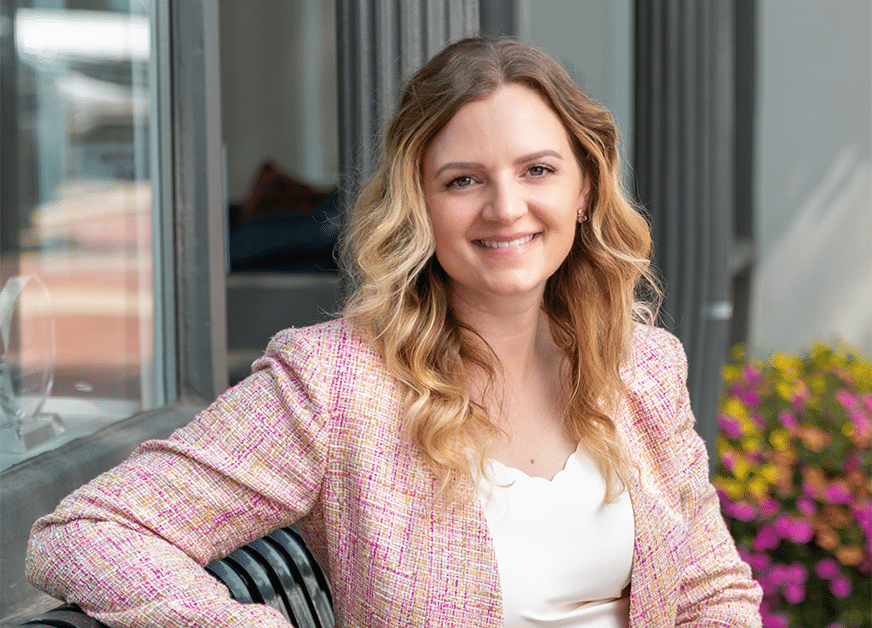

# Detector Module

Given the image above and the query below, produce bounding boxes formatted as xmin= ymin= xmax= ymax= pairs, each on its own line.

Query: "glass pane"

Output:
xmin=219 ymin=0 xmax=341 ymax=385
xmin=520 ymin=0 xmax=633 ymax=181
xmin=0 ymin=1 xmax=158 ymax=470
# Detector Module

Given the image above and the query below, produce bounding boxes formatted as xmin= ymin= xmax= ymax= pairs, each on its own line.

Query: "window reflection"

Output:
xmin=0 ymin=3 xmax=157 ymax=469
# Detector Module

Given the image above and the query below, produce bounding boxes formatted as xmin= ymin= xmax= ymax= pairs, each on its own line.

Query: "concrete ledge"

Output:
xmin=0 ymin=403 xmax=205 ymax=624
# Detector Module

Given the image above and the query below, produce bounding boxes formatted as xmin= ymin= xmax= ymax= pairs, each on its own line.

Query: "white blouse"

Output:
xmin=475 ymin=445 xmax=635 ymax=628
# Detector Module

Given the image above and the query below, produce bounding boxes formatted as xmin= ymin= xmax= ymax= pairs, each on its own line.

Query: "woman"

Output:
xmin=26 ymin=37 xmax=762 ymax=627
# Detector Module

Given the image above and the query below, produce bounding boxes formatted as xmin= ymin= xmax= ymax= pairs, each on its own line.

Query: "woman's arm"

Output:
xmin=26 ymin=333 xmax=333 ymax=628
xmin=664 ymin=334 xmax=763 ymax=627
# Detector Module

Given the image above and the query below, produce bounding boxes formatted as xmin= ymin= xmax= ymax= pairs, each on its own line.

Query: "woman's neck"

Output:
xmin=450 ymin=290 xmax=559 ymax=384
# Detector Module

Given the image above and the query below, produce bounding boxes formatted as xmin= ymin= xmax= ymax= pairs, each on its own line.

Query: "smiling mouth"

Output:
xmin=477 ymin=234 xmax=536 ymax=249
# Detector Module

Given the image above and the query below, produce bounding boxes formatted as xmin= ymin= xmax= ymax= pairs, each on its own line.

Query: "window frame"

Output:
xmin=0 ymin=0 xmax=227 ymax=622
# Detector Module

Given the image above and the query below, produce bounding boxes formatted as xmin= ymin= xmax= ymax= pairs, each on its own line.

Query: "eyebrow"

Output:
xmin=433 ymin=149 xmax=565 ymax=178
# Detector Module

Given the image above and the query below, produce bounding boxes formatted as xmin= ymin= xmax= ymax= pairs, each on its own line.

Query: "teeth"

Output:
xmin=479 ymin=235 xmax=535 ymax=249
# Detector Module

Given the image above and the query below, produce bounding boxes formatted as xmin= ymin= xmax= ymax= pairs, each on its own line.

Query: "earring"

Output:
xmin=577 ymin=209 xmax=587 ymax=224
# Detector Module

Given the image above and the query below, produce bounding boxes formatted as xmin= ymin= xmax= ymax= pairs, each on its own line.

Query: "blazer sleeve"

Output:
xmin=664 ymin=334 xmax=763 ymax=627
xmin=25 ymin=330 xmax=333 ymax=628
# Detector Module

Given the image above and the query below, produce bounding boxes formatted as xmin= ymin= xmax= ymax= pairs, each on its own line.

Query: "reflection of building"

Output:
xmin=2 ymin=7 xmax=155 ymax=481
xmin=15 ymin=9 xmax=151 ymax=196
xmin=1 ymin=0 xmax=869 ymax=623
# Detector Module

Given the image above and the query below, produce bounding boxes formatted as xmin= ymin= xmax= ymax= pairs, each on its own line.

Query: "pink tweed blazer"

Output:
xmin=27 ymin=319 xmax=762 ymax=627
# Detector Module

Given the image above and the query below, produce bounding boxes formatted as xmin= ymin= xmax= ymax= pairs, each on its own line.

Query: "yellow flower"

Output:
xmin=772 ymin=353 xmax=800 ymax=373
xmin=806 ymin=377 xmax=825 ymax=398
xmin=723 ymin=398 xmax=747 ymax=419
xmin=740 ymin=417 xmax=759 ymax=437
xmin=733 ymin=458 xmax=751 ymax=481
xmin=848 ymin=359 xmax=872 ymax=387
xmin=811 ymin=345 xmax=838 ymax=371
xmin=758 ymin=464 xmax=779 ymax=483
xmin=842 ymin=422 xmax=855 ymax=437
xmin=741 ymin=436 xmax=760 ymax=453
xmin=747 ymin=477 xmax=768 ymax=499
xmin=775 ymin=380 xmax=794 ymax=401
xmin=722 ymin=364 xmax=742 ymax=383
xmin=769 ymin=429 xmax=791 ymax=451
xmin=729 ymin=343 xmax=748 ymax=362
xmin=723 ymin=479 xmax=744 ymax=500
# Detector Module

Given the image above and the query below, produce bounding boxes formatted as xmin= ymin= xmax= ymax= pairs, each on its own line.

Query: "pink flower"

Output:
xmin=718 ymin=413 xmax=742 ymax=439
xmin=786 ymin=562 xmax=808 ymax=584
xmin=862 ymin=393 xmax=872 ymax=414
xmin=849 ymin=409 xmax=871 ymax=437
xmin=774 ymin=514 xmax=792 ymax=537
xmin=769 ymin=563 xmax=791 ymax=585
xmin=843 ymin=453 xmax=860 ymax=474
xmin=851 ymin=502 xmax=872 ymax=536
xmin=743 ymin=365 xmax=763 ymax=385
xmin=751 ymin=412 xmax=765 ymax=430
xmin=761 ymin=609 xmax=788 ymax=628
xmin=720 ymin=451 xmax=736 ymax=472
xmin=815 ymin=557 xmax=840 ymax=580
xmin=829 ymin=575 xmax=852 ymax=599
xmin=758 ymin=573 xmax=778 ymax=596
xmin=783 ymin=582 xmax=805 ymax=604
xmin=732 ymin=501 xmax=756 ymax=522
xmin=824 ymin=482 xmax=853 ymax=505
xmin=731 ymin=384 xmax=761 ymax=408
xmin=786 ymin=519 xmax=814 ymax=544
xmin=791 ymin=394 xmax=807 ymax=414
xmin=746 ymin=552 xmax=772 ymax=571
xmin=796 ymin=496 xmax=817 ymax=517
xmin=743 ymin=390 xmax=761 ymax=408
xmin=778 ymin=409 xmax=798 ymax=429
xmin=753 ymin=525 xmax=780 ymax=551
xmin=835 ymin=388 xmax=856 ymax=411
xmin=760 ymin=497 xmax=780 ymax=517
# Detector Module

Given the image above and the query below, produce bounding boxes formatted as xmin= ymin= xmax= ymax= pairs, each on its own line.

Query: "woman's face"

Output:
xmin=421 ymin=83 xmax=589 ymax=310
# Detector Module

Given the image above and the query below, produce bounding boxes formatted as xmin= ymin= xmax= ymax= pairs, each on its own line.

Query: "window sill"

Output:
xmin=0 ymin=402 xmax=205 ymax=624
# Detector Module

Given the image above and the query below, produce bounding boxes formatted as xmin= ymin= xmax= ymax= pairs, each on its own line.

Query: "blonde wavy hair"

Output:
xmin=341 ymin=36 xmax=659 ymax=501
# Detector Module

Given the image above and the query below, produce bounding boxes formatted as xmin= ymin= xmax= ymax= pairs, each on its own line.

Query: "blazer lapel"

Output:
xmin=427 ymin=469 xmax=503 ymax=626
xmin=618 ymin=398 xmax=688 ymax=628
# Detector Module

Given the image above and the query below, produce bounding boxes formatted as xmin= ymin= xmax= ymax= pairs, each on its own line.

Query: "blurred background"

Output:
xmin=0 ymin=0 xmax=869 ymax=624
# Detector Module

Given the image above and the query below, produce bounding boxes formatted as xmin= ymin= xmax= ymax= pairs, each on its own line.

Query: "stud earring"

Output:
xmin=577 ymin=209 xmax=587 ymax=224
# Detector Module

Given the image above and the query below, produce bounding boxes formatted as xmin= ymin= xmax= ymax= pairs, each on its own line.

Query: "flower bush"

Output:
xmin=714 ymin=342 xmax=871 ymax=628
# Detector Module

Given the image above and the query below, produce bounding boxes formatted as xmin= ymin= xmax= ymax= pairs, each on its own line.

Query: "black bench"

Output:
xmin=20 ymin=526 xmax=334 ymax=628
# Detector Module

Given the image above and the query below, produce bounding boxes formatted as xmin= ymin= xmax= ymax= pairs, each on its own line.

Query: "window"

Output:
xmin=0 ymin=2 xmax=166 ymax=471
xmin=219 ymin=0 xmax=341 ymax=385
xmin=1 ymin=1 xmax=225 ymax=620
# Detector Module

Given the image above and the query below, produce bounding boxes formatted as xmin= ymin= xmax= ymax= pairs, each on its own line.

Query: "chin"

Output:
xmin=481 ymin=281 xmax=544 ymax=299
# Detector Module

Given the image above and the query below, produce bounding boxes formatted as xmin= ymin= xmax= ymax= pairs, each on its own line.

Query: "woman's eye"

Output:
xmin=528 ymin=164 xmax=555 ymax=177
xmin=448 ymin=175 xmax=474 ymax=188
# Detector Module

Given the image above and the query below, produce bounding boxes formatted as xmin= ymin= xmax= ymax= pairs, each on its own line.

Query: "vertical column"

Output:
xmin=635 ymin=0 xmax=737 ymax=468
xmin=336 ymin=0 xmax=479 ymax=213
xmin=172 ymin=0 xmax=228 ymax=402
xmin=0 ymin=1 xmax=21 ymax=281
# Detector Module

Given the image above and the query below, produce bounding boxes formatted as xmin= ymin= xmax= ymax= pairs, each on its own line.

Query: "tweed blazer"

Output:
xmin=27 ymin=319 xmax=762 ymax=627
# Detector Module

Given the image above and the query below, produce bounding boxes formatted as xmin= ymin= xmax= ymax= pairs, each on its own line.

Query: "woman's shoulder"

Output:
xmin=618 ymin=326 xmax=693 ymax=446
xmin=265 ymin=318 xmax=380 ymax=366
xmin=259 ymin=318 xmax=394 ymax=402
xmin=620 ymin=324 xmax=689 ymax=412
xmin=628 ymin=323 xmax=688 ymax=379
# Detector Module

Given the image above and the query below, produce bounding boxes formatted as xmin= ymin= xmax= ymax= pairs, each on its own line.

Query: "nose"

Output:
xmin=482 ymin=177 xmax=526 ymax=223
